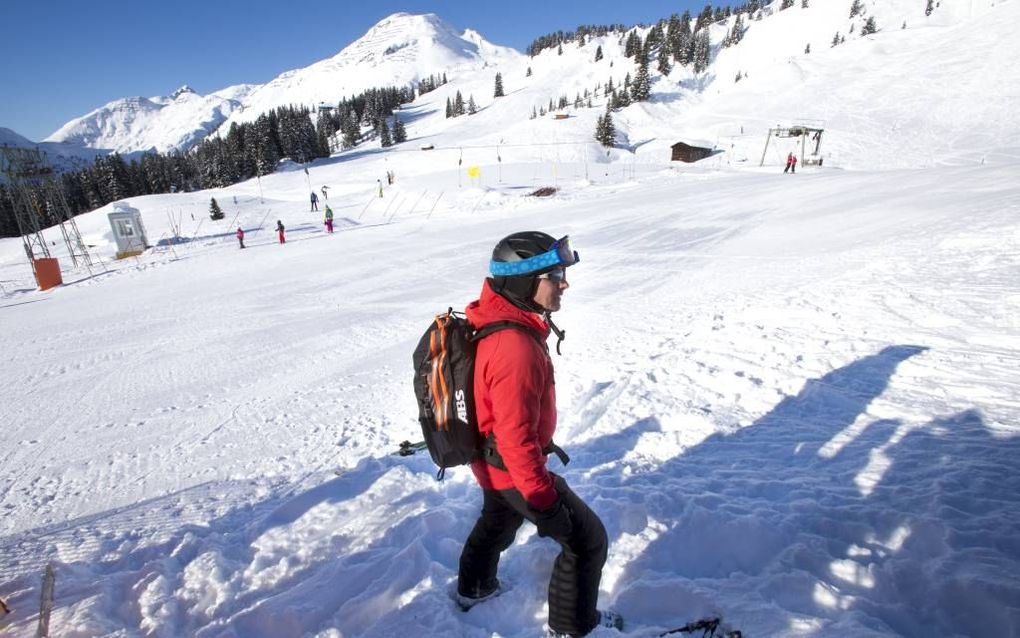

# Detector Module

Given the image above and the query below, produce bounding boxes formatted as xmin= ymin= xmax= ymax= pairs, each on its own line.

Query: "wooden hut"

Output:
xmin=670 ymin=141 xmax=714 ymax=163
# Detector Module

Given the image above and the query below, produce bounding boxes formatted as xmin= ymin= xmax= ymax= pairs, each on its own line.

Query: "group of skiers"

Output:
xmin=235 ymin=219 xmax=290 ymax=248
xmin=235 ymin=187 xmax=337 ymax=249
xmin=313 ymin=189 xmax=335 ymax=233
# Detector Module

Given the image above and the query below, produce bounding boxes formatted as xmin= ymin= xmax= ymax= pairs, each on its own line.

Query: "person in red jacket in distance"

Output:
xmin=457 ymin=231 xmax=620 ymax=637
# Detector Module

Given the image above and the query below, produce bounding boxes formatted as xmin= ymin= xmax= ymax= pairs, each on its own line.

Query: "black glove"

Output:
xmin=533 ymin=498 xmax=573 ymax=539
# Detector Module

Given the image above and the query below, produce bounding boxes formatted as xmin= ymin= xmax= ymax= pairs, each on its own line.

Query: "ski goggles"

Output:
xmin=538 ymin=268 xmax=568 ymax=283
xmin=489 ymin=236 xmax=580 ymax=277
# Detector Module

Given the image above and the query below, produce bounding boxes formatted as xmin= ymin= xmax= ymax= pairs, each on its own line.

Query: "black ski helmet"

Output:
xmin=489 ymin=231 xmax=578 ymax=312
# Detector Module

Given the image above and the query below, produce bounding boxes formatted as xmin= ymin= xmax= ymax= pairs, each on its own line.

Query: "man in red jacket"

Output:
xmin=457 ymin=231 xmax=619 ymax=637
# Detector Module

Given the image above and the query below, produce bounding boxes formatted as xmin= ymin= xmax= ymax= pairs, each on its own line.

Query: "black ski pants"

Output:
xmin=458 ymin=475 xmax=608 ymax=636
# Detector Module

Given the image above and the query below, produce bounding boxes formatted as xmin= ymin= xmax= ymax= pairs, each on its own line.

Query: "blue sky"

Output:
xmin=1 ymin=0 xmax=703 ymax=142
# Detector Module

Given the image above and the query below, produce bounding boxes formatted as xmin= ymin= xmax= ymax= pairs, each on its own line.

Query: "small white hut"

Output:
xmin=107 ymin=202 xmax=149 ymax=259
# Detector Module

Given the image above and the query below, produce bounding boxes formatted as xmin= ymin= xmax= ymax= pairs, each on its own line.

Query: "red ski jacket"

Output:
xmin=465 ymin=280 xmax=558 ymax=510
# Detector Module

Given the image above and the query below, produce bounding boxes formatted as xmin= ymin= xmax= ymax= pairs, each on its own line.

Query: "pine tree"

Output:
xmin=693 ymin=29 xmax=711 ymax=74
xmin=805 ymin=43 xmax=811 ymax=54
xmin=468 ymin=95 xmax=478 ymax=114
xmin=392 ymin=117 xmax=407 ymax=143
xmin=209 ymin=197 xmax=224 ymax=220
xmin=379 ymin=119 xmax=392 ymax=147
xmin=340 ymin=109 xmax=360 ymax=149
xmin=526 ymin=66 xmax=533 ymax=77
xmin=557 ymin=42 xmax=563 ymax=55
xmin=446 ymin=97 xmax=453 ymax=118
xmin=624 ymin=31 xmax=642 ymax=57
xmin=595 ymin=111 xmax=615 ymax=147
xmin=849 ymin=0 xmax=863 ymax=18
xmin=694 ymin=4 xmax=713 ymax=32
xmin=252 ymin=114 xmax=280 ymax=176
xmin=861 ymin=16 xmax=878 ymax=34
xmin=657 ymin=49 xmax=672 ymax=75
xmin=781 ymin=0 xmax=795 ymax=9
xmin=531 ymin=105 xmax=537 ymax=119
xmin=632 ymin=56 xmax=651 ymax=102
xmin=735 ymin=70 xmax=743 ymax=82
xmin=802 ymin=0 xmax=810 ymax=7
xmin=731 ymin=14 xmax=745 ymax=45
xmin=925 ymin=0 xmax=934 ymax=15
xmin=454 ymin=91 xmax=465 ymax=116
xmin=666 ymin=13 xmax=681 ymax=57
xmin=645 ymin=23 xmax=664 ymax=52
xmin=494 ymin=72 xmax=505 ymax=97
xmin=595 ymin=45 xmax=604 ymax=62
xmin=832 ymin=31 xmax=841 ymax=46
xmin=676 ymin=11 xmax=694 ymax=66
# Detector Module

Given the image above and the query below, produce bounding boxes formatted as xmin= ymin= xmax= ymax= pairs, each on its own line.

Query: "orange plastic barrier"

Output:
xmin=34 ymin=258 xmax=62 ymax=291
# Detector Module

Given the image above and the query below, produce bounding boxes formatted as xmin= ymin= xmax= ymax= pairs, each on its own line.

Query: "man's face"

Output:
xmin=532 ymin=268 xmax=569 ymax=312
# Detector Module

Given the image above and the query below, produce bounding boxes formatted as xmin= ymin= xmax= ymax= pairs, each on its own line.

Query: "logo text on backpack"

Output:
xmin=455 ymin=389 xmax=468 ymax=422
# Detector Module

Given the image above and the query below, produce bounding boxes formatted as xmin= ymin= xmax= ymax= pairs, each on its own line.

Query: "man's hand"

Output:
xmin=534 ymin=498 xmax=573 ymax=539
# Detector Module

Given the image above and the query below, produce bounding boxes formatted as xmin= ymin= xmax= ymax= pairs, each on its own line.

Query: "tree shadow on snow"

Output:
xmin=604 ymin=345 xmax=1020 ymax=637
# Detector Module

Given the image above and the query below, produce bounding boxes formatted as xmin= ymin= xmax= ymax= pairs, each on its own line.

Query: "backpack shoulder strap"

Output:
xmin=472 ymin=320 xmax=544 ymax=344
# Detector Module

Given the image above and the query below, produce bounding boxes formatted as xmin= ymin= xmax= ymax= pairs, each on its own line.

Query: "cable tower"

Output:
xmin=0 ymin=146 xmax=97 ymax=274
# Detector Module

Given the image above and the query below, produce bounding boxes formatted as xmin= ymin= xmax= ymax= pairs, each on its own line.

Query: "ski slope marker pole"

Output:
xmin=426 ymin=191 xmax=444 ymax=220
xmin=408 ymin=190 xmax=427 ymax=215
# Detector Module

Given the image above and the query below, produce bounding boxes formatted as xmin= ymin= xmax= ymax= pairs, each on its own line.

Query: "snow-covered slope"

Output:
xmin=38 ymin=0 xmax=1019 ymax=170
xmin=375 ymin=0 xmax=1020 ymax=172
xmin=214 ymin=12 xmax=522 ymax=133
xmin=43 ymin=84 xmax=256 ymax=154
xmin=1 ymin=155 xmax=1018 ymax=638
xmin=1 ymin=3 xmax=1019 ymax=637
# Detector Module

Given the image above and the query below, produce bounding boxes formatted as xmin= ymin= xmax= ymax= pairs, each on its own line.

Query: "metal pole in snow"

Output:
xmin=470 ymin=191 xmax=488 ymax=215
xmin=760 ymin=129 xmax=773 ymax=167
xmin=426 ymin=191 xmax=444 ymax=220
xmin=251 ymin=208 xmax=273 ymax=239
xmin=36 ymin=563 xmax=54 ymax=638
xmin=387 ymin=196 xmax=406 ymax=222
xmin=408 ymin=190 xmax=428 ymax=215
xmin=358 ymin=194 xmax=375 ymax=220
xmin=382 ymin=195 xmax=398 ymax=219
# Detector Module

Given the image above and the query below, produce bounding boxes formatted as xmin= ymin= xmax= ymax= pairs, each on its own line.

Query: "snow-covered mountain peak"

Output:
xmin=324 ymin=12 xmax=488 ymax=69
xmin=44 ymin=86 xmax=251 ymax=154
xmin=214 ymin=12 xmax=521 ymax=132
xmin=170 ymin=85 xmax=196 ymax=100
